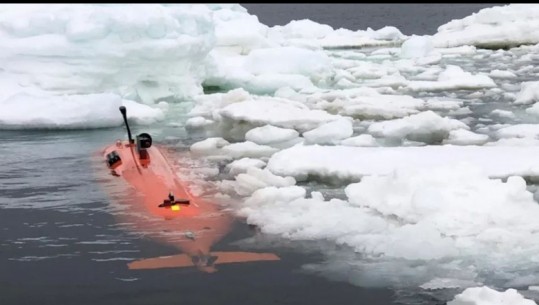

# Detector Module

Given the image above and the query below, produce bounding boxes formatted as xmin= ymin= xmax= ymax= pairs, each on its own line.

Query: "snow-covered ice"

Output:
xmin=515 ymin=82 xmax=539 ymax=105
xmin=0 ymin=92 xmax=163 ymax=129
xmin=433 ymin=4 xmax=539 ymax=49
xmin=367 ymin=111 xmax=468 ymax=143
xmin=407 ymin=65 xmax=496 ymax=91
xmin=239 ymin=163 xmax=539 ymax=288
xmin=448 ymin=287 xmax=537 ymax=305
xmin=267 ymin=145 xmax=539 ymax=181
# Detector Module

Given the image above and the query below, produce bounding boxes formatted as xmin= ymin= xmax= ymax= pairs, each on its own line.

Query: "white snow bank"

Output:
xmin=368 ymin=111 xmax=468 ymax=143
xmin=0 ymin=92 xmax=163 ymax=129
xmin=267 ymin=145 xmax=539 ymax=181
xmin=407 ymin=65 xmax=496 ymax=91
xmin=433 ymin=4 xmax=539 ymax=48
xmin=448 ymin=287 xmax=536 ymax=305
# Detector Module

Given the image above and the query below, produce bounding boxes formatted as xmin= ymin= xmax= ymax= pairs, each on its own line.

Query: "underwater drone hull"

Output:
xmin=101 ymin=107 xmax=279 ymax=272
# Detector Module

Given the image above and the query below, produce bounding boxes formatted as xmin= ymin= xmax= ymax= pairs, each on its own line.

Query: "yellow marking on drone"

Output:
xmin=171 ymin=205 xmax=181 ymax=211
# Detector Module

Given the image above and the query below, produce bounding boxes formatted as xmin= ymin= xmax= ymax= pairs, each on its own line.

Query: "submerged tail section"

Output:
xmin=128 ymin=252 xmax=280 ymax=273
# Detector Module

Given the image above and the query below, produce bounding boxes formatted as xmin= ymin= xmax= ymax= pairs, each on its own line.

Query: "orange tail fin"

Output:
xmin=128 ymin=252 xmax=280 ymax=272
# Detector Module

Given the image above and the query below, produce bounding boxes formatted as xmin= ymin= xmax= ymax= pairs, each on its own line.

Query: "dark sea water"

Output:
xmin=0 ymin=4 xmax=511 ymax=305
xmin=241 ymin=3 xmax=507 ymax=35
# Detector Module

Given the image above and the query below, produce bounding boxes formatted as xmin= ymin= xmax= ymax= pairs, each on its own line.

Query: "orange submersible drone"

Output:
xmin=102 ymin=106 xmax=279 ymax=273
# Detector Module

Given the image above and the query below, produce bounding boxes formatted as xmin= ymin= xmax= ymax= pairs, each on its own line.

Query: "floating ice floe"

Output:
xmin=515 ymin=81 xmax=539 ymax=105
xmin=189 ymin=89 xmax=345 ymax=141
xmin=231 ymin=167 xmax=296 ymax=196
xmin=424 ymin=98 xmax=463 ymax=111
xmin=525 ymin=104 xmax=539 ymax=118
xmin=267 ymin=19 xmax=406 ymax=49
xmin=185 ymin=116 xmax=215 ymax=129
xmin=267 ymin=145 xmax=539 ymax=182
xmin=190 ymin=138 xmax=278 ymax=161
xmin=407 ymin=65 xmax=496 ymax=91
xmin=205 ymin=46 xmax=333 ymax=94
xmin=400 ymin=35 xmax=435 ymax=59
xmin=239 ymin=164 xmax=539 ymax=288
xmin=225 ymin=157 xmax=267 ymax=176
xmin=442 ymin=129 xmax=489 ymax=145
xmin=245 ymin=125 xmax=302 ymax=149
xmin=189 ymin=88 xmax=250 ymax=118
xmin=447 ymin=287 xmax=537 ymax=305
xmin=304 ymin=87 xmax=425 ymax=120
xmin=334 ymin=94 xmax=424 ymax=120
xmin=218 ymin=95 xmax=342 ymax=133
xmin=247 ymin=158 xmax=539 ymax=289
xmin=340 ymin=134 xmax=378 ymax=147
xmin=487 ymin=138 xmax=539 ymax=146
xmin=303 ymin=118 xmax=353 ymax=145
xmin=367 ymin=110 xmax=468 ymax=143
xmin=221 ymin=141 xmax=279 ymax=159
xmin=496 ymin=124 xmax=539 ymax=139
xmin=189 ymin=137 xmax=230 ymax=157
xmin=491 ymin=109 xmax=516 ymax=119
xmin=0 ymin=92 xmax=163 ymax=129
xmin=489 ymin=69 xmax=517 ymax=79
xmin=433 ymin=4 xmax=539 ymax=49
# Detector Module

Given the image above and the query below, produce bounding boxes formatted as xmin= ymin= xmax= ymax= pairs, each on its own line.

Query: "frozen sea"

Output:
xmin=2 ymin=3 xmax=539 ymax=305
